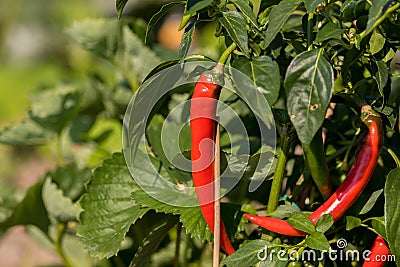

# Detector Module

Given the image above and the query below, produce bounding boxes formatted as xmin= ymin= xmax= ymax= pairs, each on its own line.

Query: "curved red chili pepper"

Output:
xmin=244 ymin=111 xmax=383 ymax=236
xmin=190 ymin=65 xmax=235 ymax=254
xmin=362 ymin=235 xmax=391 ymax=267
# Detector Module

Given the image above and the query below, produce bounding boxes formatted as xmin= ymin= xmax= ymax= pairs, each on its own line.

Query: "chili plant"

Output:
xmin=1 ymin=0 xmax=400 ymax=266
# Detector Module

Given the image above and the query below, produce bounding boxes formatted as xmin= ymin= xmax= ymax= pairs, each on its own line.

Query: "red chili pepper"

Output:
xmin=190 ymin=65 xmax=235 ymax=254
xmin=244 ymin=111 xmax=383 ymax=236
xmin=362 ymin=235 xmax=391 ymax=267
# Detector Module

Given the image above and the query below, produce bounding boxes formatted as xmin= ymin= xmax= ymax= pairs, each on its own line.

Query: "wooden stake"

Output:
xmin=213 ymin=122 xmax=221 ymax=267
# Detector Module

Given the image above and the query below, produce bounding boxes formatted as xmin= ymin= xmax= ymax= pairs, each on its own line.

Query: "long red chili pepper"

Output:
xmin=244 ymin=110 xmax=383 ymax=236
xmin=190 ymin=65 xmax=235 ymax=254
xmin=362 ymin=235 xmax=391 ymax=267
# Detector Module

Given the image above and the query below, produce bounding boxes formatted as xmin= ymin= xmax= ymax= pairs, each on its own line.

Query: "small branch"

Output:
xmin=218 ymin=43 xmax=237 ymax=65
xmin=54 ymin=223 xmax=73 ymax=267
xmin=213 ymin=122 xmax=221 ymax=267
xmin=173 ymin=223 xmax=183 ymax=267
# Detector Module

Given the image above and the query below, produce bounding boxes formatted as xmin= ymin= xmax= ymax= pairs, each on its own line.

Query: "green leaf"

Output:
xmin=370 ymin=29 xmax=385 ymax=55
xmin=315 ymin=22 xmax=344 ymax=42
xmin=385 ymin=167 xmax=400 ymax=266
xmin=232 ymin=56 xmax=281 ymax=106
xmin=304 ymin=0 xmax=324 ymax=12
xmin=0 ymin=119 xmax=53 ymax=146
xmin=129 ymin=215 xmax=178 ymax=267
xmin=315 ymin=214 xmax=334 ymax=233
xmin=284 ymin=49 xmax=334 ymax=145
xmin=116 ymin=0 xmax=128 ymax=19
xmin=340 ymin=0 xmax=354 ymax=13
xmin=371 ymin=216 xmax=386 ymax=239
xmin=29 ymin=86 xmax=80 ymax=133
xmin=263 ymin=0 xmax=302 ymax=49
xmin=0 ymin=180 xmax=50 ymax=235
xmin=231 ymin=0 xmax=259 ymax=28
xmin=42 ymin=178 xmax=82 ymax=223
xmin=287 ymin=213 xmax=315 ymax=234
xmin=305 ymin=231 xmax=330 ymax=251
xmin=179 ymin=22 xmax=196 ymax=62
xmin=268 ymin=205 xmax=301 ymax=219
xmin=219 ymin=11 xmax=249 ymax=57
xmin=346 ymin=216 xmax=361 ymax=230
xmin=78 ymin=153 xmax=149 ymax=259
xmin=222 ymin=239 xmax=270 ymax=267
xmin=145 ymin=1 xmax=185 ymax=42
xmin=359 ymin=189 xmax=383 ymax=215
xmin=373 ymin=60 xmax=389 ymax=97
xmin=185 ymin=0 xmax=214 ymax=16
xmin=365 ymin=0 xmax=392 ymax=36
xmin=0 ymin=186 xmax=23 ymax=224
xmin=67 ymin=19 xmax=161 ymax=87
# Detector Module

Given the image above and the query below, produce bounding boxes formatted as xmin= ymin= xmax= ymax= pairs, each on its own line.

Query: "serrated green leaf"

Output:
xmin=304 ymin=0 xmax=324 ymax=12
xmin=232 ymin=56 xmax=281 ymax=106
xmin=67 ymin=19 xmax=161 ymax=88
xmin=359 ymin=189 xmax=383 ymax=215
xmin=179 ymin=22 xmax=196 ymax=62
xmin=42 ymin=178 xmax=82 ymax=223
xmin=315 ymin=214 xmax=334 ymax=233
xmin=346 ymin=216 xmax=361 ymax=230
xmin=231 ymin=0 xmax=259 ymax=28
xmin=287 ymin=213 xmax=315 ymax=234
xmin=29 ymin=86 xmax=80 ymax=133
xmin=370 ymin=29 xmax=385 ymax=55
xmin=129 ymin=215 xmax=178 ymax=267
xmin=219 ymin=11 xmax=249 ymax=57
xmin=365 ymin=0 xmax=392 ymax=37
xmin=385 ymin=168 xmax=400 ymax=266
xmin=0 ymin=180 xmax=50 ymax=234
xmin=222 ymin=239 xmax=270 ymax=267
xmin=116 ymin=0 xmax=128 ymax=19
xmin=284 ymin=49 xmax=334 ymax=145
xmin=145 ymin=1 xmax=185 ymax=42
xmin=315 ymin=22 xmax=344 ymax=42
xmin=306 ymin=231 xmax=330 ymax=251
xmin=263 ymin=0 xmax=302 ymax=49
xmin=0 ymin=119 xmax=53 ymax=146
xmin=78 ymin=153 xmax=149 ymax=259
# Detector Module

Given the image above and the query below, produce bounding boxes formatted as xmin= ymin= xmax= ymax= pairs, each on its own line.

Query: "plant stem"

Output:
xmin=307 ymin=13 xmax=314 ymax=49
xmin=213 ymin=122 xmax=221 ymax=267
xmin=384 ymin=146 xmax=400 ymax=168
xmin=54 ymin=223 xmax=73 ymax=267
xmin=218 ymin=43 xmax=237 ymax=65
xmin=267 ymin=133 xmax=292 ymax=214
xmin=173 ymin=223 xmax=183 ymax=267
xmin=359 ymin=2 xmax=400 ymax=40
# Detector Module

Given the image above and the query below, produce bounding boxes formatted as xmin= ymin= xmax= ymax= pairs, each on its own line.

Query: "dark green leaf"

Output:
xmin=385 ymin=167 xmax=400 ymax=266
xmin=304 ymin=0 xmax=324 ymax=12
xmin=145 ymin=1 xmax=185 ymax=42
xmin=42 ymin=178 xmax=82 ymax=223
xmin=370 ymin=29 xmax=385 ymax=55
xmin=222 ymin=239 xmax=270 ymax=267
xmin=29 ymin=86 xmax=80 ymax=133
xmin=0 ymin=119 xmax=53 ymax=146
xmin=284 ymin=49 xmax=334 ymax=145
xmin=268 ymin=205 xmax=300 ymax=219
xmin=179 ymin=22 xmax=196 ymax=62
xmin=0 ymin=180 xmax=50 ymax=235
xmin=232 ymin=56 xmax=281 ymax=106
xmin=340 ymin=0 xmax=354 ymax=13
xmin=219 ymin=11 xmax=249 ymax=57
xmin=287 ymin=213 xmax=315 ymax=234
xmin=305 ymin=231 xmax=330 ymax=251
xmin=263 ymin=0 xmax=302 ymax=48
xmin=0 ymin=186 xmax=23 ymax=224
xmin=231 ymin=0 xmax=259 ymax=28
xmin=371 ymin=216 xmax=386 ymax=239
xmin=78 ymin=153 xmax=149 ymax=259
xmin=315 ymin=22 xmax=344 ymax=42
xmin=365 ymin=0 xmax=392 ymax=36
xmin=359 ymin=189 xmax=383 ymax=215
xmin=129 ymin=215 xmax=178 ymax=267
xmin=185 ymin=0 xmax=214 ymax=16
xmin=346 ymin=216 xmax=361 ymax=230
xmin=373 ymin=60 xmax=389 ymax=97
xmin=116 ymin=0 xmax=128 ymax=19
xmin=315 ymin=214 xmax=334 ymax=233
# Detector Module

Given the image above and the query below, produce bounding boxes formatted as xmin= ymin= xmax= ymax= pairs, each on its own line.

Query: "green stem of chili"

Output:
xmin=384 ymin=146 xmax=400 ymax=168
xmin=54 ymin=223 xmax=74 ymax=267
xmin=218 ymin=43 xmax=237 ymax=65
xmin=267 ymin=132 xmax=292 ymax=214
